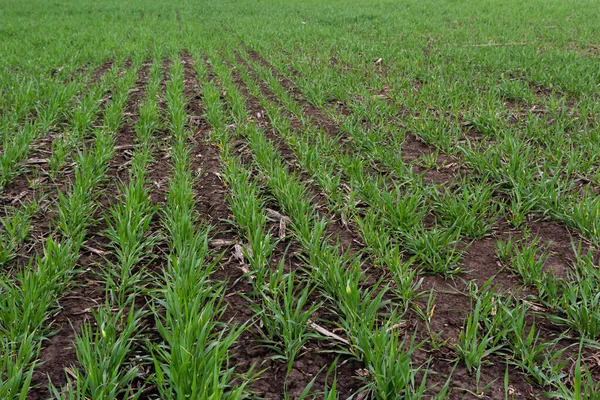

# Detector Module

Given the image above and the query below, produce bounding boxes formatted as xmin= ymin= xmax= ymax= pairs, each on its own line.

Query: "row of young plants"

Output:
xmin=224 ymin=49 xmax=433 ymax=317
xmin=255 ymin=32 xmax=597 ymax=169
xmin=228 ymin=46 xmax=521 ymax=394
xmin=0 ymin=64 xmax=128 ymax=274
xmin=230 ymin=48 xmax=484 ymax=278
xmin=496 ymin=234 xmax=600 ymax=341
xmin=0 ymin=60 xmax=141 ymax=399
xmin=146 ymin=56 xmax=247 ymax=399
xmin=234 ymin=50 xmax=532 ymax=278
xmin=0 ymin=47 xmax=592 ymax=400
xmin=237 ymin=47 xmax=600 ymax=395
xmin=245 ymin=49 xmax=510 ymax=241
xmin=0 ymin=55 xmax=117 ymax=143
xmin=54 ymin=59 xmax=161 ymax=399
xmin=456 ymin=278 xmax=600 ymax=397
xmin=207 ymin=50 xmax=452 ymax=398
xmin=257 ymin=42 xmax=600 ymax=247
xmin=225 ymin=48 xmax=600 ymax=395
xmin=0 ymin=61 xmax=140 ymax=277
xmin=48 ymin=64 xmax=130 ymax=179
xmin=244 ymin=47 xmax=537 ymax=232
xmin=0 ymin=199 xmax=41 ymax=269
xmin=239 ymin=45 xmax=600 ymax=338
xmin=252 ymin=43 xmax=600 ymax=348
xmin=196 ymin=50 xmax=328 ymax=394
xmin=0 ymin=62 xmax=124 ymax=190
xmin=0 ymin=70 xmax=81 ymax=143
xmin=243 ymin=3 xmax=599 ymax=98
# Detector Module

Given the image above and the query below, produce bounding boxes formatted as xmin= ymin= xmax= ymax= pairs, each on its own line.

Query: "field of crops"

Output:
xmin=1 ymin=0 xmax=600 ymax=398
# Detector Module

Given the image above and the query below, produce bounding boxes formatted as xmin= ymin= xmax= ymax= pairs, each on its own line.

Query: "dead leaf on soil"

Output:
xmin=65 ymin=367 xmax=78 ymax=381
xmin=355 ymin=390 xmax=369 ymax=400
xmin=11 ymin=191 xmax=27 ymax=205
xmin=521 ymin=299 xmax=546 ymax=312
xmin=356 ymin=368 xmax=370 ymax=378
xmin=233 ymin=244 xmax=250 ymax=274
xmin=153 ymin=179 xmax=167 ymax=189
xmin=341 ymin=212 xmax=348 ymax=227
xmin=233 ymin=244 xmax=245 ymax=264
xmin=243 ymin=242 xmax=254 ymax=259
xmin=83 ymin=245 xmax=107 ymax=256
xmin=266 ymin=208 xmax=285 ymax=221
xmin=386 ymin=321 xmax=407 ymax=332
xmin=189 ymin=115 xmax=202 ymax=125
xmin=24 ymin=158 xmax=48 ymax=165
xmin=210 ymin=238 xmax=234 ymax=247
xmin=530 ymin=105 xmax=547 ymax=113
xmin=309 ymin=320 xmax=350 ymax=345
xmin=73 ymin=307 xmax=93 ymax=315
xmin=278 ymin=216 xmax=290 ymax=239
xmin=114 ymin=144 xmax=134 ymax=151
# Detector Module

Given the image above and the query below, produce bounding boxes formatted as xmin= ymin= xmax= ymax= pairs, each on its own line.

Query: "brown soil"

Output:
xmin=89 ymin=59 xmax=115 ymax=87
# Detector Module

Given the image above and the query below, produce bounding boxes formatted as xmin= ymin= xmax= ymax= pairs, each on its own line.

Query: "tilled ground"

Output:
xmin=3 ymin=11 xmax=600 ymax=397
